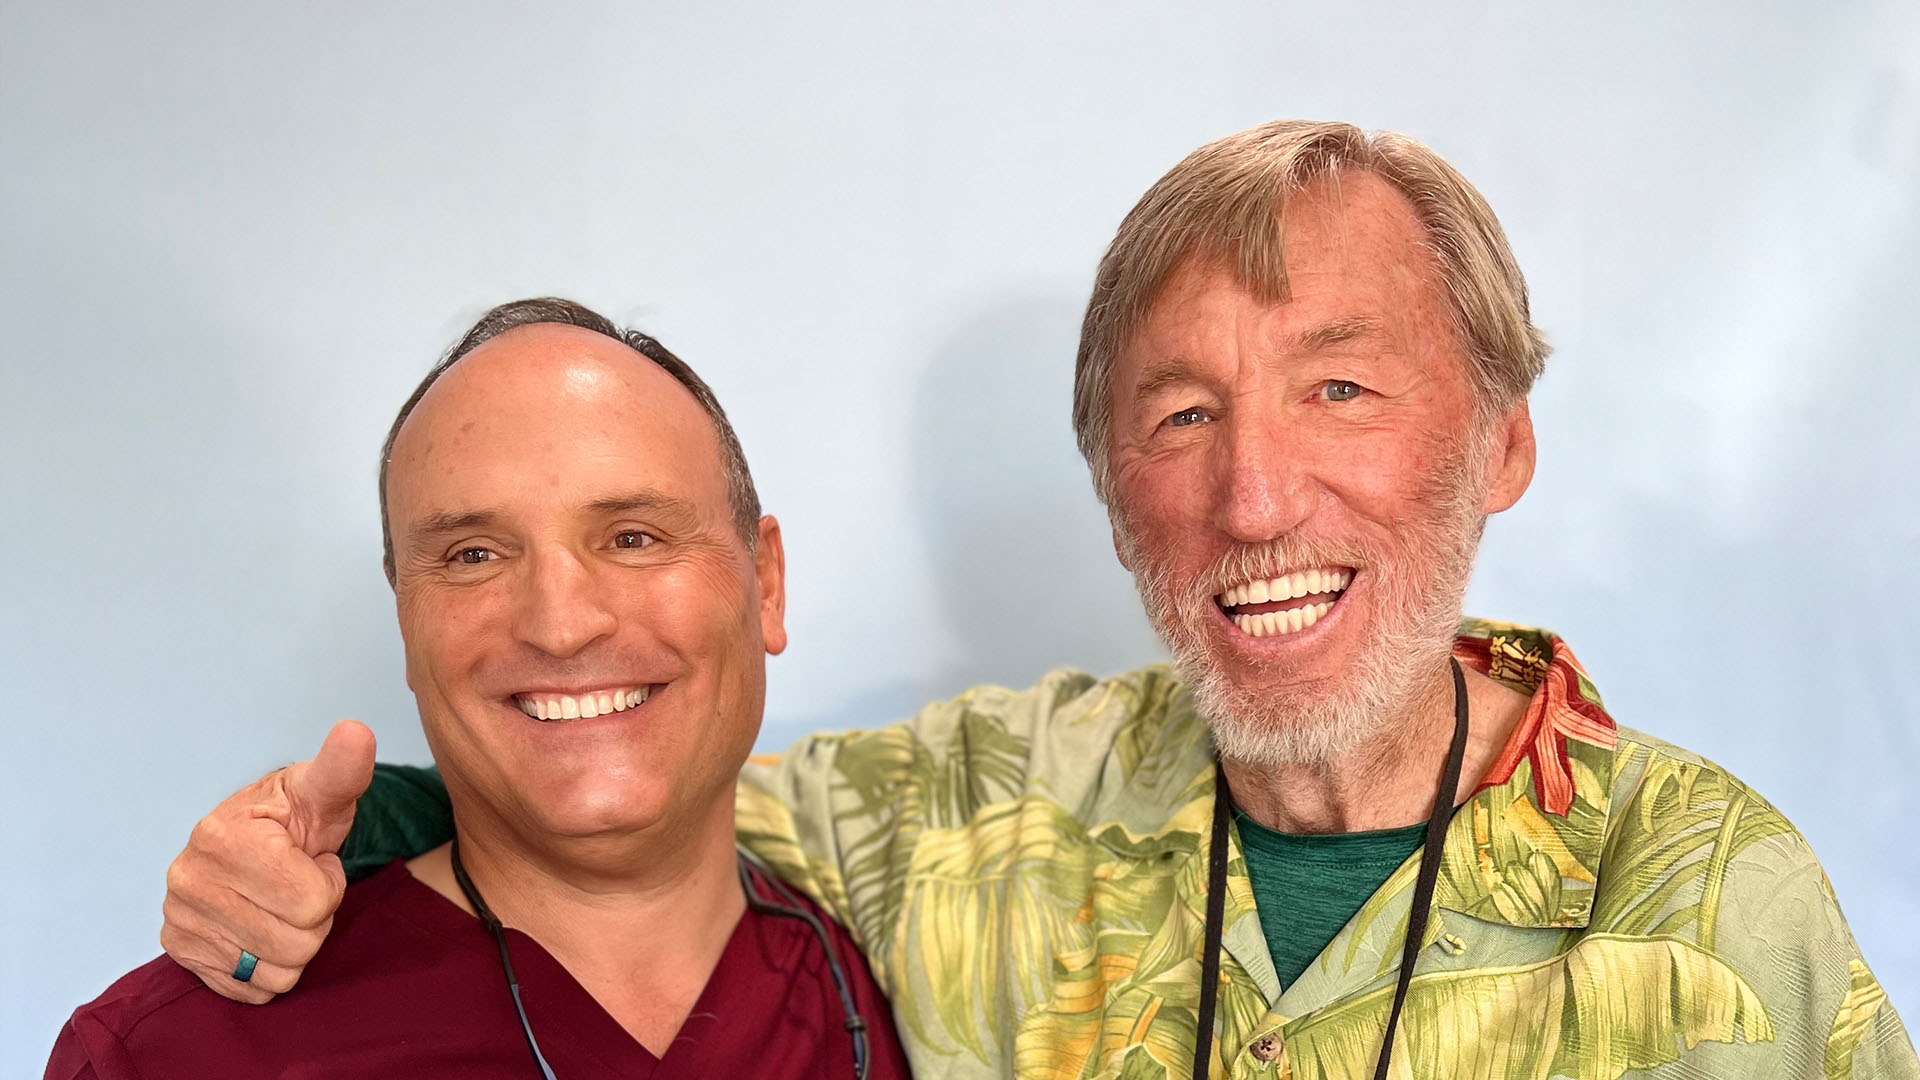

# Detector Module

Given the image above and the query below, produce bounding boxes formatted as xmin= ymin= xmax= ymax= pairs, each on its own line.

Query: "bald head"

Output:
xmin=377 ymin=298 xmax=759 ymax=582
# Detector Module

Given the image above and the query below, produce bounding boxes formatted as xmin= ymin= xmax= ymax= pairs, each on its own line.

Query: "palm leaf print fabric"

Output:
xmin=737 ymin=621 xmax=1918 ymax=1079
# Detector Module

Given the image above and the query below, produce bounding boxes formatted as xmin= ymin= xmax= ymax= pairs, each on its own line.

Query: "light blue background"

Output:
xmin=4 ymin=1 xmax=1916 ymax=1071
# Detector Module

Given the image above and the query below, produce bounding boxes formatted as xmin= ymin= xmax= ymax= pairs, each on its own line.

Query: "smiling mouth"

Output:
xmin=1215 ymin=567 xmax=1354 ymax=638
xmin=513 ymin=685 xmax=656 ymax=722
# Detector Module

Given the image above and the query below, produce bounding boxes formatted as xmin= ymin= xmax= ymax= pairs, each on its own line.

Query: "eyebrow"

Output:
xmin=584 ymin=490 xmax=701 ymax=523
xmin=409 ymin=509 xmax=502 ymax=543
xmin=1127 ymin=315 xmax=1387 ymax=413
xmin=1294 ymin=315 xmax=1383 ymax=352
xmin=1130 ymin=357 xmax=1209 ymax=404
xmin=404 ymin=490 xmax=703 ymax=553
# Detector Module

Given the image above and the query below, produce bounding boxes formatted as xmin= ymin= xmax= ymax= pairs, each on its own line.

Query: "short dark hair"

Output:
xmin=378 ymin=297 xmax=761 ymax=582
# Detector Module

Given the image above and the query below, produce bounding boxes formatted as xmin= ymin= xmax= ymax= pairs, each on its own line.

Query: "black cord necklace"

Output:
xmin=1189 ymin=657 xmax=1471 ymax=1079
xmin=448 ymin=838 xmax=871 ymax=1080
xmin=450 ymin=837 xmax=558 ymax=1080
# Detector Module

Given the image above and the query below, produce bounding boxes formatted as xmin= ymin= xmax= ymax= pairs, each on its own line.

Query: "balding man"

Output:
xmin=48 ymin=301 xmax=910 ymax=1079
xmin=153 ymin=123 xmax=1916 ymax=1079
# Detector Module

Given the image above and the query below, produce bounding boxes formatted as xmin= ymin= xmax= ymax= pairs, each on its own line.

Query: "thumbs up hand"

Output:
xmin=159 ymin=720 xmax=376 ymax=1003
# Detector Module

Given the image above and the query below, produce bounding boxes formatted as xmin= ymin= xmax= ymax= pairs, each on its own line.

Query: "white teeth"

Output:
xmin=515 ymin=685 xmax=652 ymax=722
xmin=1230 ymin=600 xmax=1335 ymax=639
xmin=1220 ymin=567 xmax=1354 ymax=610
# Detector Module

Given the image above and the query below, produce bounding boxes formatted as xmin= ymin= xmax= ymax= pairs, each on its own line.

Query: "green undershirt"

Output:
xmin=1233 ymin=810 xmax=1426 ymax=991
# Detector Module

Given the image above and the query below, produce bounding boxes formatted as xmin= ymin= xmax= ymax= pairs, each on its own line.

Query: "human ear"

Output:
xmin=1111 ymin=520 xmax=1132 ymax=572
xmin=1481 ymin=398 xmax=1536 ymax=515
xmin=754 ymin=515 xmax=788 ymax=656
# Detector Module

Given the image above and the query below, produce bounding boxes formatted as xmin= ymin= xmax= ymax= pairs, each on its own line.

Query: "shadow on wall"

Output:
xmin=768 ymin=291 xmax=1167 ymax=738
xmin=907 ymin=292 xmax=1166 ymax=697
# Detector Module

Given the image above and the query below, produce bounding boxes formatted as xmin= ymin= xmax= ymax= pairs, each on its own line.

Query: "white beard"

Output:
xmin=1117 ymin=434 xmax=1491 ymax=769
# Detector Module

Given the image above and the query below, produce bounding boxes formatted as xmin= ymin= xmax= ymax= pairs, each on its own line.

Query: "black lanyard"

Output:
xmin=1190 ymin=657 xmax=1471 ymax=1079
xmin=449 ymin=839 xmax=871 ymax=1080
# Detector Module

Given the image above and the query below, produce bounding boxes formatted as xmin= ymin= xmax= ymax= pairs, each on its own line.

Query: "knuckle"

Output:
xmin=257 ymin=923 xmax=321 ymax=967
xmin=159 ymin=902 xmax=210 ymax=954
xmin=189 ymin=812 xmax=227 ymax=850
xmin=286 ymin=893 xmax=336 ymax=931
xmin=290 ymin=927 xmax=327 ymax=965
xmin=164 ymin=856 xmax=195 ymax=895
xmin=251 ymin=966 xmax=298 ymax=995
xmin=321 ymin=869 xmax=347 ymax=906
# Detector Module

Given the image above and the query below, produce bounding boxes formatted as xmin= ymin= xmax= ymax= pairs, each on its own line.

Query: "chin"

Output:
xmin=532 ymin=801 xmax=669 ymax=841
xmin=1200 ymin=684 xmax=1386 ymax=767
xmin=520 ymin=773 xmax=674 ymax=840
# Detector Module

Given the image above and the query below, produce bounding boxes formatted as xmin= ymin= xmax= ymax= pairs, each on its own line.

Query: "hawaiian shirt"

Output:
xmin=737 ymin=619 xmax=1918 ymax=1080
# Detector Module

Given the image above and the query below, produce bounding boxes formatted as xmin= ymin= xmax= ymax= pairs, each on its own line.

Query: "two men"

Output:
xmin=49 ymin=302 xmax=910 ymax=1077
xmin=132 ymin=121 xmax=1920 ymax=1077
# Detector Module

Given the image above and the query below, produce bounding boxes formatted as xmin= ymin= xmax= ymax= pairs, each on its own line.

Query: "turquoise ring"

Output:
xmin=231 ymin=950 xmax=259 ymax=983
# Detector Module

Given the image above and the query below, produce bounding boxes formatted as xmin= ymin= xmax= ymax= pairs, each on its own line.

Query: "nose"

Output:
xmin=1215 ymin=407 xmax=1315 ymax=543
xmin=511 ymin=547 xmax=619 ymax=659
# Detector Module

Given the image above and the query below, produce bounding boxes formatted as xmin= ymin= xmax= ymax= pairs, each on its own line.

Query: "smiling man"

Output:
xmin=147 ymin=123 xmax=1914 ymax=1079
xmin=48 ymin=301 xmax=909 ymax=1078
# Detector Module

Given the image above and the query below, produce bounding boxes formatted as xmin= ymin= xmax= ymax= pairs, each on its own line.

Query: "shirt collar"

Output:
xmin=1436 ymin=619 xmax=1619 ymax=930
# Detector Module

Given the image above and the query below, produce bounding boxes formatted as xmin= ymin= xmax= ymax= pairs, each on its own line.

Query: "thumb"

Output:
xmin=283 ymin=719 xmax=377 ymax=855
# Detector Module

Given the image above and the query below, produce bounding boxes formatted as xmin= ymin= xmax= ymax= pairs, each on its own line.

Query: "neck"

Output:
xmin=409 ymin=787 xmax=746 ymax=1055
xmin=1223 ymin=663 xmax=1530 ymax=834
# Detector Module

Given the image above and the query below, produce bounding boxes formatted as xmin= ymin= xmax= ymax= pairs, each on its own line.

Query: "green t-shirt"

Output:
xmin=1233 ymin=809 xmax=1425 ymax=991
xmin=342 ymin=763 xmax=452 ymax=880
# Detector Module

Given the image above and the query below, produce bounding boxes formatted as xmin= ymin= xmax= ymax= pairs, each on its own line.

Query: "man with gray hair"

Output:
xmin=154 ymin=121 xmax=1916 ymax=1079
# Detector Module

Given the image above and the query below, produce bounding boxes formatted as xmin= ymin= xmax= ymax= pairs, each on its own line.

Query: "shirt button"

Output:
xmin=1250 ymin=1033 xmax=1283 ymax=1062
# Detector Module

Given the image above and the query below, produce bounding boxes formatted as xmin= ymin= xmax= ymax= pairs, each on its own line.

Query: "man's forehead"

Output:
xmin=1129 ymin=184 xmax=1443 ymax=363
xmin=386 ymin=324 xmax=724 ymax=512
xmin=1130 ymin=264 xmax=1395 ymax=362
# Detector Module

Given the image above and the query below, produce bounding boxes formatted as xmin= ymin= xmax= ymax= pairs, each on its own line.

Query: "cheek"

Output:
xmin=1325 ymin=444 xmax=1411 ymax=512
xmin=1316 ymin=428 xmax=1450 ymax=521
xmin=1116 ymin=448 xmax=1213 ymax=534
xmin=634 ymin=562 xmax=758 ymax=659
xmin=396 ymin=586 xmax=505 ymax=694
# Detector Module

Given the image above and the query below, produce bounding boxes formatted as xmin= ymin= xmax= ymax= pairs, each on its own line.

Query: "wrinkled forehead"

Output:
xmin=1156 ymin=177 xmax=1438 ymax=320
xmin=386 ymin=325 xmax=731 ymax=524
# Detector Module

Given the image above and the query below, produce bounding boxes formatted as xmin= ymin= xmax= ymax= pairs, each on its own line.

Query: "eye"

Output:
xmin=1322 ymin=380 xmax=1364 ymax=402
xmin=612 ymin=530 xmax=655 ymax=550
xmin=1167 ymin=406 xmax=1213 ymax=428
xmin=453 ymin=547 xmax=493 ymax=565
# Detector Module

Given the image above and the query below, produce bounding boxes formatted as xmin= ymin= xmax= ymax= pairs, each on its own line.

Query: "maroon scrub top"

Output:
xmin=47 ymin=861 xmax=911 ymax=1079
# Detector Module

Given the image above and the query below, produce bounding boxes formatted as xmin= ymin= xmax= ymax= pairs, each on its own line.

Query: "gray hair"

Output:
xmin=1073 ymin=120 xmax=1550 ymax=502
xmin=379 ymin=297 xmax=761 ymax=581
